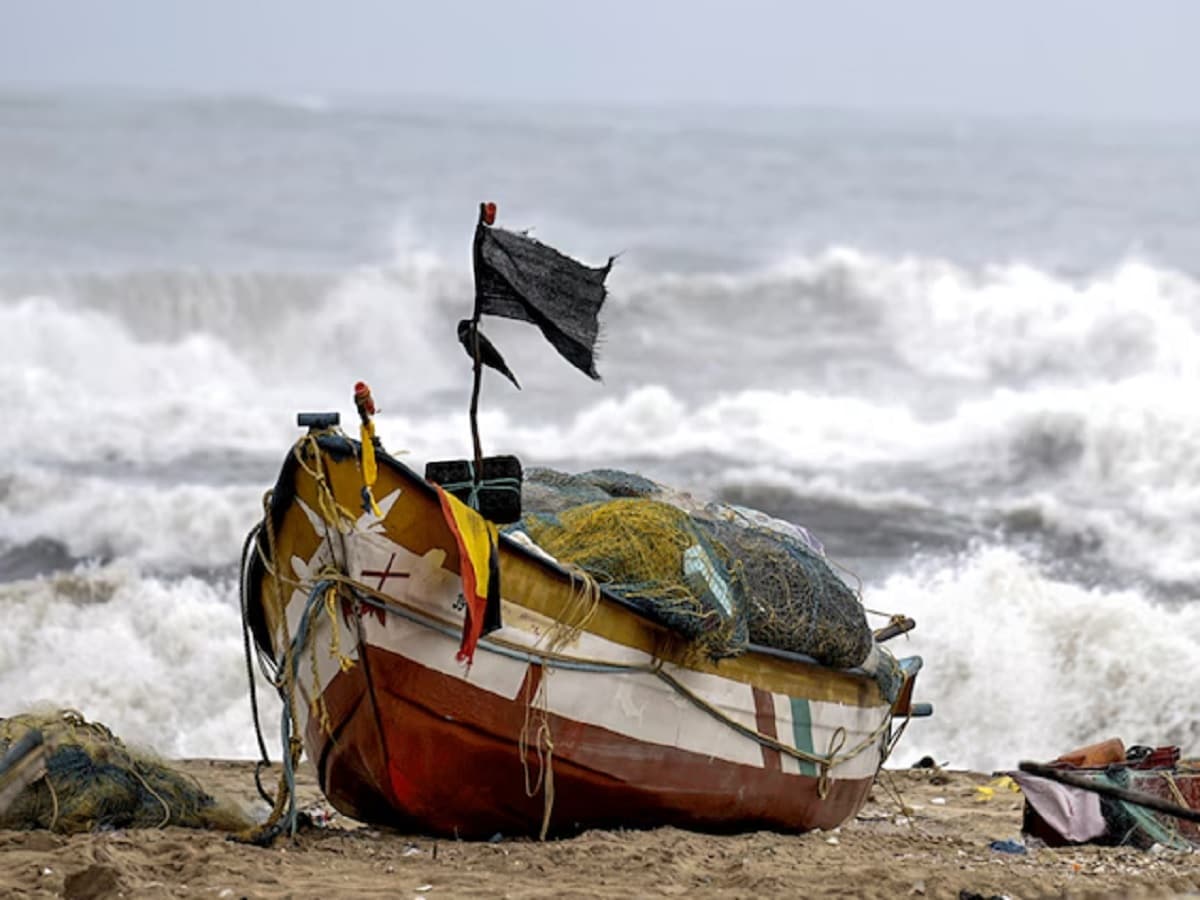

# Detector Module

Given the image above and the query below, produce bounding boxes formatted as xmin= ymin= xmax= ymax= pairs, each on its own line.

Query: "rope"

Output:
xmin=324 ymin=587 xmax=357 ymax=672
xmin=818 ymin=727 xmax=847 ymax=799
xmin=130 ymin=765 xmax=172 ymax=829
xmin=541 ymin=566 xmax=601 ymax=654
xmin=281 ymin=567 xmax=894 ymax=776
xmin=291 ymin=436 xmax=358 ymax=532
xmin=876 ymin=768 xmax=924 ymax=834
xmin=518 ymin=666 xmax=556 ymax=840
xmin=651 ymin=664 xmax=893 ymax=771
xmin=238 ymin=522 xmax=275 ymax=805
xmin=258 ymin=491 xmax=293 ymax=662
xmin=1160 ymin=771 xmax=1190 ymax=810
xmin=45 ymin=775 xmax=58 ymax=832
xmin=234 ymin=577 xmax=333 ymax=844
xmin=884 ymin=708 xmax=914 ymax=764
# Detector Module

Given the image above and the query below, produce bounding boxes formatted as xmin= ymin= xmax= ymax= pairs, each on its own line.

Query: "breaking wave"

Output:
xmin=4 ymin=247 xmax=1200 ymax=764
xmin=0 ymin=564 xmax=277 ymax=759
xmin=878 ymin=547 xmax=1200 ymax=772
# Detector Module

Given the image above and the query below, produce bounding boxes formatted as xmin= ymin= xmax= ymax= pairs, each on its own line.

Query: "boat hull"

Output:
xmin=248 ymin=431 xmax=914 ymax=838
xmin=311 ymin=625 xmax=878 ymax=837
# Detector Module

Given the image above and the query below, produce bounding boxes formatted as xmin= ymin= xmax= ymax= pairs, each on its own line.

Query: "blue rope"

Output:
xmin=274 ymin=578 xmax=335 ymax=837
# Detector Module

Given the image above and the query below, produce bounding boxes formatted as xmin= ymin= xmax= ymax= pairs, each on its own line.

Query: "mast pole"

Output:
xmin=468 ymin=202 xmax=491 ymax=483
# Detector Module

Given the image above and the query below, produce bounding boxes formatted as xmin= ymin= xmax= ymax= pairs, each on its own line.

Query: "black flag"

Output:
xmin=473 ymin=219 xmax=612 ymax=380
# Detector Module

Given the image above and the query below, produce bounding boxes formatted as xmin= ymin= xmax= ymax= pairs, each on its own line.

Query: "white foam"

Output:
xmin=0 ymin=564 xmax=278 ymax=758
xmin=0 ymin=467 xmax=262 ymax=572
xmin=808 ymin=249 xmax=1200 ymax=384
xmin=0 ymin=294 xmax=297 ymax=463
xmin=875 ymin=546 xmax=1200 ymax=772
xmin=0 ymin=258 xmax=463 ymax=465
xmin=420 ymin=384 xmax=933 ymax=467
xmin=945 ymin=378 xmax=1200 ymax=584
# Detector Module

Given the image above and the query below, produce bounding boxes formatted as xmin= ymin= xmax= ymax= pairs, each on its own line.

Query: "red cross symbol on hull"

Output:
xmin=361 ymin=553 xmax=411 ymax=592
xmin=343 ymin=552 xmax=411 ymax=628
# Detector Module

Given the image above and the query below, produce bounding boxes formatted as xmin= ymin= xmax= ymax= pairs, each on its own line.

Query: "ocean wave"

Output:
xmin=0 ymin=563 xmax=274 ymax=758
xmin=0 ymin=466 xmax=263 ymax=574
xmin=876 ymin=545 xmax=1200 ymax=772
xmin=5 ymin=249 xmax=1200 ymax=595
xmin=7 ymin=249 xmax=1199 ymax=388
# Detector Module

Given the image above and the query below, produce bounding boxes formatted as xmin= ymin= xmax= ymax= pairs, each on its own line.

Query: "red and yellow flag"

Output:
xmin=435 ymin=486 xmax=502 ymax=663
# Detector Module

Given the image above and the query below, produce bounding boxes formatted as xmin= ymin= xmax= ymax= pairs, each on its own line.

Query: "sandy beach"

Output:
xmin=0 ymin=762 xmax=1195 ymax=900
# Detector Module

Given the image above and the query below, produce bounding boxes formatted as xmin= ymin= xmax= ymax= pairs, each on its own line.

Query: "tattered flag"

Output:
xmin=474 ymin=220 xmax=613 ymax=380
xmin=457 ymin=319 xmax=521 ymax=389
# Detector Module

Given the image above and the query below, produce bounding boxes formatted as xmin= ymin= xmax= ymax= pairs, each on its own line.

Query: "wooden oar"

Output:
xmin=1018 ymin=760 xmax=1200 ymax=825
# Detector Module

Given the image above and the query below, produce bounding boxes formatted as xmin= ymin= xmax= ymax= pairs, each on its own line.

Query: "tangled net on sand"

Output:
xmin=0 ymin=710 xmax=249 ymax=834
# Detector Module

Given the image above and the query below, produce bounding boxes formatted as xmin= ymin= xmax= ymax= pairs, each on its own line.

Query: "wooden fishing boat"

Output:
xmin=242 ymin=418 xmax=926 ymax=840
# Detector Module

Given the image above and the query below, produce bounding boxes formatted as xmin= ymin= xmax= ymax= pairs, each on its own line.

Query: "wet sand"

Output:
xmin=1 ymin=761 xmax=1198 ymax=899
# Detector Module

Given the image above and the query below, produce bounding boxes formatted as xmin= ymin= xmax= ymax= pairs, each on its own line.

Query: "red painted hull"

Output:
xmin=308 ymin=641 xmax=874 ymax=838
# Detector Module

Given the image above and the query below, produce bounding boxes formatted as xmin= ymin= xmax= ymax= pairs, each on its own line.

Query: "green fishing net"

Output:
xmin=514 ymin=468 xmax=874 ymax=667
xmin=0 ymin=711 xmax=249 ymax=834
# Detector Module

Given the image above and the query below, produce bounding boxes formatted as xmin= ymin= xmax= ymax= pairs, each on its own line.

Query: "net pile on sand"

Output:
xmin=0 ymin=711 xmax=249 ymax=834
xmin=515 ymin=468 xmax=873 ymax=667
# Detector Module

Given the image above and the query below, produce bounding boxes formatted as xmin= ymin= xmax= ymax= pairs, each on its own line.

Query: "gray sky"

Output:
xmin=3 ymin=1 xmax=1199 ymax=121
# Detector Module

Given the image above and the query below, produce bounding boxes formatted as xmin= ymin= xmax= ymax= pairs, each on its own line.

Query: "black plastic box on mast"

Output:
xmin=425 ymin=456 xmax=523 ymax=524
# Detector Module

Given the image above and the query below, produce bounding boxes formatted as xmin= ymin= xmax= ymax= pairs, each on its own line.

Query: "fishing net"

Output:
xmin=516 ymin=467 xmax=873 ymax=668
xmin=0 ymin=711 xmax=250 ymax=834
xmin=697 ymin=510 xmax=873 ymax=668
xmin=521 ymin=498 xmax=749 ymax=658
xmin=521 ymin=468 xmax=615 ymax=514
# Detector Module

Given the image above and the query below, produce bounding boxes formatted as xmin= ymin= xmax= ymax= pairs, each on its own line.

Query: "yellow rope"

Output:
xmin=129 ymin=766 xmax=172 ymax=828
xmin=308 ymin=616 xmax=332 ymax=737
xmin=324 ymin=586 xmax=357 ymax=672
xmin=1160 ymin=771 xmax=1190 ymax=809
xmin=541 ymin=565 xmax=601 ymax=654
xmin=292 ymin=435 xmax=358 ymax=532
xmin=45 ymin=775 xmax=58 ymax=832
xmin=817 ymin=727 xmax=847 ymax=799
xmin=518 ymin=667 xmax=557 ymax=840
